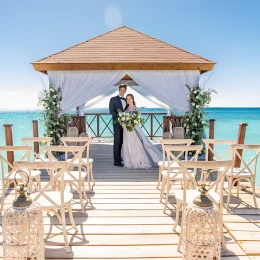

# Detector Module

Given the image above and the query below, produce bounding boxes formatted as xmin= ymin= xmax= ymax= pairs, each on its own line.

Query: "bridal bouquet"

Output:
xmin=117 ymin=109 xmax=143 ymax=131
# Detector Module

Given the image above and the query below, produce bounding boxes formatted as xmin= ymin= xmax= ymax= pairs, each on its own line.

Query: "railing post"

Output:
xmin=3 ymin=124 xmax=14 ymax=172
xmin=208 ymin=119 xmax=215 ymax=161
xmin=163 ymin=116 xmax=169 ymax=132
xmin=32 ymin=120 xmax=39 ymax=154
xmin=97 ymin=115 xmax=100 ymax=137
xmin=234 ymin=123 xmax=248 ymax=167
xmin=150 ymin=114 xmax=153 ymax=140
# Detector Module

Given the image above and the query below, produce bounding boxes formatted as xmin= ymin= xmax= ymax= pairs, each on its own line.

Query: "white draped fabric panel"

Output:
xmin=48 ymin=70 xmax=200 ymax=113
xmin=130 ymin=85 xmax=171 ymax=112
xmin=48 ymin=70 xmax=126 ymax=113
xmin=126 ymin=70 xmax=200 ymax=113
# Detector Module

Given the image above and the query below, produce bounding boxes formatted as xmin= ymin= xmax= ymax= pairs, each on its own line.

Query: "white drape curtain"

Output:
xmin=48 ymin=70 xmax=126 ymax=113
xmin=48 ymin=70 xmax=200 ymax=113
xmin=126 ymin=70 xmax=200 ymax=112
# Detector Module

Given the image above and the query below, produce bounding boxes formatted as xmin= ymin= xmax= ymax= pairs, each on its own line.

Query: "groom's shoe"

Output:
xmin=114 ymin=162 xmax=124 ymax=167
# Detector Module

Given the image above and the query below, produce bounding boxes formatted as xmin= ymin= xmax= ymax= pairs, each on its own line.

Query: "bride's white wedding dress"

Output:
xmin=123 ymin=107 xmax=162 ymax=169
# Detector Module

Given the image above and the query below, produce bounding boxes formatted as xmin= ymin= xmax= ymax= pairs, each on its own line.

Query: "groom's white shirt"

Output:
xmin=119 ymin=96 xmax=126 ymax=110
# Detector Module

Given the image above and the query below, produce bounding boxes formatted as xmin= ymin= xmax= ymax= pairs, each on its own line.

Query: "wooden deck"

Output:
xmin=1 ymin=142 xmax=260 ymax=259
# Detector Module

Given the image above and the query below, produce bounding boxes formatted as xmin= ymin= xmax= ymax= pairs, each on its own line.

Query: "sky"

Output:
xmin=0 ymin=0 xmax=260 ymax=110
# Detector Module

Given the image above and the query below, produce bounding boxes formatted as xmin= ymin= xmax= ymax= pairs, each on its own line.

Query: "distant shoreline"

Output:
xmin=1 ymin=107 xmax=260 ymax=112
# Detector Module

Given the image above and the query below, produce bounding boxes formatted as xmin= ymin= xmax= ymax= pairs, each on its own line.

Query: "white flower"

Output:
xmin=196 ymin=96 xmax=199 ymax=99
xmin=57 ymin=104 xmax=59 ymax=107
xmin=134 ymin=120 xmax=138 ymax=124
xmin=194 ymin=123 xmax=197 ymax=126
xmin=186 ymin=118 xmax=189 ymax=122
xmin=50 ymin=131 xmax=53 ymax=134
xmin=121 ymin=117 xmax=125 ymax=121
xmin=196 ymin=105 xmax=199 ymax=108
xmin=53 ymin=95 xmax=56 ymax=98
xmin=202 ymin=121 xmax=206 ymax=124
xmin=192 ymin=102 xmax=195 ymax=106
xmin=193 ymin=90 xmax=197 ymax=94
xmin=197 ymin=115 xmax=200 ymax=118
xmin=53 ymin=102 xmax=55 ymax=105
xmin=183 ymin=124 xmax=186 ymax=127
xmin=56 ymin=122 xmax=59 ymax=125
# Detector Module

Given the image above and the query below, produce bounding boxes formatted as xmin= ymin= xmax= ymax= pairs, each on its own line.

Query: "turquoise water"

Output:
xmin=1 ymin=108 xmax=260 ymax=185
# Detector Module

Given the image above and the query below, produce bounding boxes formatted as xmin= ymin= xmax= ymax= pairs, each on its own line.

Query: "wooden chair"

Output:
xmin=14 ymin=160 xmax=78 ymax=253
xmin=157 ymin=138 xmax=193 ymax=189
xmin=176 ymin=160 xmax=233 ymax=252
xmin=22 ymin=137 xmax=52 ymax=162
xmin=60 ymin=137 xmax=94 ymax=190
xmin=203 ymin=139 xmax=237 ymax=190
xmin=160 ymin=145 xmax=202 ymax=213
xmin=46 ymin=145 xmax=89 ymax=213
xmin=224 ymin=144 xmax=260 ymax=210
xmin=203 ymin=139 xmax=237 ymax=161
xmin=0 ymin=146 xmax=41 ymax=213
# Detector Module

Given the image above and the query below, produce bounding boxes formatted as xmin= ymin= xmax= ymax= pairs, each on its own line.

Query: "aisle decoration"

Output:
xmin=183 ymin=85 xmax=216 ymax=150
xmin=38 ymin=85 xmax=71 ymax=145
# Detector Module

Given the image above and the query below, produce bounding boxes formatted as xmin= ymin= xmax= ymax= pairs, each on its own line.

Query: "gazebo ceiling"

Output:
xmin=32 ymin=26 xmax=215 ymax=74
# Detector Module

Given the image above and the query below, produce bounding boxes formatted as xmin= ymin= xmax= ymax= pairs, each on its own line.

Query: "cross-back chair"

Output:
xmin=60 ymin=137 xmax=94 ymax=190
xmin=203 ymin=139 xmax=237 ymax=162
xmin=224 ymin=144 xmax=260 ymax=209
xmin=177 ymin=160 xmax=233 ymax=253
xmin=160 ymin=145 xmax=203 ymax=213
xmin=0 ymin=146 xmax=41 ymax=213
xmin=157 ymin=138 xmax=193 ymax=189
xmin=14 ymin=160 xmax=78 ymax=253
xmin=203 ymin=139 xmax=237 ymax=191
xmin=46 ymin=145 xmax=89 ymax=212
xmin=22 ymin=137 xmax=52 ymax=161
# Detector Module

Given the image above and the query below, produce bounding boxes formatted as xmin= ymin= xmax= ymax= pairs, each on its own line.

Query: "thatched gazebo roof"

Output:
xmin=32 ymin=26 xmax=215 ymax=75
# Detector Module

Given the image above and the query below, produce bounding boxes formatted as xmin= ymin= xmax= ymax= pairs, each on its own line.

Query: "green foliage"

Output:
xmin=183 ymin=85 xmax=216 ymax=151
xmin=38 ymin=85 xmax=71 ymax=145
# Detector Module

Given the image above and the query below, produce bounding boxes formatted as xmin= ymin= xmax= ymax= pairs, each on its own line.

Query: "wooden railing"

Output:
xmin=83 ymin=112 xmax=167 ymax=140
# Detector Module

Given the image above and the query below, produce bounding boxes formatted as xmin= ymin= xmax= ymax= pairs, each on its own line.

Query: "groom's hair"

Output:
xmin=119 ymin=84 xmax=127 ymax=90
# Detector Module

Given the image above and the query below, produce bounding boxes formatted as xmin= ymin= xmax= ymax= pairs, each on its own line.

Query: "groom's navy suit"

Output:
xmin=109 ymin=95 xmax=126 ymax=164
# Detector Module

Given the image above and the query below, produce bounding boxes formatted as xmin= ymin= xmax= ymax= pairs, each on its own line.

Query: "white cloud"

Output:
xmin=104 ymin=6 xmax=122 ymax=29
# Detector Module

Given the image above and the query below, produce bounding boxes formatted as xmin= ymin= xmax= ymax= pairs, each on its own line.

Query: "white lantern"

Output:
xmin=182 ymin=184 xmax=221 ymax=260
xmin=3 ymin=172 xmax=44 ymax=260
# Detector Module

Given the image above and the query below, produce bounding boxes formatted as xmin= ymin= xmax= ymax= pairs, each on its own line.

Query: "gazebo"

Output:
xmin=32 ymin=26 xmax=215 ymax=117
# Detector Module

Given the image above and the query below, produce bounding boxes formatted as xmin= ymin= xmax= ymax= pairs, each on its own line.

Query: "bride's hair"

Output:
xmin=126 ymin=94 xmax=136 ymax=107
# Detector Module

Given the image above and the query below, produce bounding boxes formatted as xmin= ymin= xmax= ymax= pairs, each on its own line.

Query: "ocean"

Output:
xmin=1 ymin=107 xmax=260 ymax=185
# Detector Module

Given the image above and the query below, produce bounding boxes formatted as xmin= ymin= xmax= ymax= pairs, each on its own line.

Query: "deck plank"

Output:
xmin=1 ymin=143 xmax=260 ymax=258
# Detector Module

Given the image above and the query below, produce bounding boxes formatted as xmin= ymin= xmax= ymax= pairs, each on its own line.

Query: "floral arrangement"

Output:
xmin=38 ymin=85 xmax=71 ymax=145
xmin=183 ymin=85 xmax=216 ymax=148
xmin=117 ymin=109 xmax=144 ymax=131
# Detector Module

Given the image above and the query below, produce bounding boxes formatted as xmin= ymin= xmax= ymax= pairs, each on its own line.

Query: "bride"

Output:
xmin=123 ymin=94 xmax=162 ymax=169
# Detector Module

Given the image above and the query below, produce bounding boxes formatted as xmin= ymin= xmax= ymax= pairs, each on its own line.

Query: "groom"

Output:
xmin=109 ymin=84 xmax=127 ymax=167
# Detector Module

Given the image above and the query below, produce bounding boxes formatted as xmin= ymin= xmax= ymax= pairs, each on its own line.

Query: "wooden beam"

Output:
xmin=121 ymin=74 xmax=132 ymax=80
xmin=32 ymin=62 xmax=215 ymax=73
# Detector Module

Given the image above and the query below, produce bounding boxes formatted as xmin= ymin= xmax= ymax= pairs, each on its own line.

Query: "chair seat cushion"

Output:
xmin=158 ymin=161 xmax=180 ymax=168
xmin=30 ymin=191 xmax=73 ymax=208
xmin=7 ymin=170 xmax=41 ymax=179
xmin=175 ymin=190 xmax=220 ymax=204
